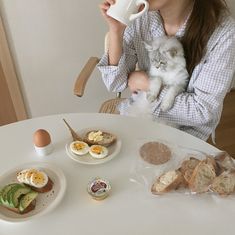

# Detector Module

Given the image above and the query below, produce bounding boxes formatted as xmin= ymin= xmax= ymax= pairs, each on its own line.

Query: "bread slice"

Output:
xmin=204 ymin=156 xmax=219 ymax=175
xmin=83 ymin=130 xmax=116 ymax=147
xmin=210 ymin=171 xmax=235 ymax=196
xmin=151 ymin=170 xmax=183 ymax=195
xmin=179 ymin=157 xmax=200 ymax=184
xmin=1 ymin=199 xmax=36 ymax=214
xmin=189 ymin=161 xmax=216 ymax=193
xmin=215 ymin=152 xmax=235 ymax=174
xmin=29 ymin=177 xmax=53 ymax=193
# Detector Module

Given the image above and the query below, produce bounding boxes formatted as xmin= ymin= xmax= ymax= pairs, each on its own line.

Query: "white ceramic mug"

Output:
xmin=107 ymin=0 xmax=149 ymax=26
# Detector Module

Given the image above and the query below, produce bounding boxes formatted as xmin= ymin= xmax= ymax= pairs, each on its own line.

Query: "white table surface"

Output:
xmin=0 ymin=113 xmax=234 ymax=235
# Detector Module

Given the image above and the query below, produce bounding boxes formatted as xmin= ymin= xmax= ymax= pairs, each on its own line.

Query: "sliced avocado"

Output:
xmin=0 ymin=183 xmax=19 ymax=207
xmin=11 ymin=186 xmax=31 ymax=207
xmin=7 ymin=184 xmax=24 ymax=208
xmin=19 ymin=191 xmax=38 ymax=212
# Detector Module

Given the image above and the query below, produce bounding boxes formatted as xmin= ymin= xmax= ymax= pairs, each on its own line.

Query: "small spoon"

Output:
xmin=62 ymin=118 xmax=83 ymax=141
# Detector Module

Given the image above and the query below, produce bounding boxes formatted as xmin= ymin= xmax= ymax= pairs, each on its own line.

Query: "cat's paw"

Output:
xmin=160 ymin=100 xmax=173 ymax=112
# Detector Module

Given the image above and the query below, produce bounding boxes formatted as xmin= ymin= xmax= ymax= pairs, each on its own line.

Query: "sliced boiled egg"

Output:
xmin=17 ymin=169 xmax=31 ymax=184
xmin=30 ymin=171 xmax=48 ymax=188
xmin=70 ymin=141 xmax=89 ymax=155
xmin=89 ymin=145 xmax=108 ymax=159
xmin=24 ymin=169 xmax=38 ymax=184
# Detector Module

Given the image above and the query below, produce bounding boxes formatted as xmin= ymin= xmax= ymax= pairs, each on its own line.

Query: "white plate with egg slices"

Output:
xmin=65 ymin=137 xmax=122 ymax=165
xmin=0 ymin=162 xmax=66 ymax=223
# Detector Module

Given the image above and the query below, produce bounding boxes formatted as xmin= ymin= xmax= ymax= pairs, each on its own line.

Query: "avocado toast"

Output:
xmin=0 ymin=183 xmax=38 ymax=214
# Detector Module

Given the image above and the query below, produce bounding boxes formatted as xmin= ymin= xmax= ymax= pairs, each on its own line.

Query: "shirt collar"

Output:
xmin=150 ymin=10 xmax=192 ymax=38
xmin=175 ymin=10 xmax=192 ymax=38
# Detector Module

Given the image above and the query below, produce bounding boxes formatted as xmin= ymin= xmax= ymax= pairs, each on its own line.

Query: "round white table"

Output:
xmin=0 ymin=113 xmax=233 ymax=235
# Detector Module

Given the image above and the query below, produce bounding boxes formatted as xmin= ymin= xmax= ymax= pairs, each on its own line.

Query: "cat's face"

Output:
xmin=144 ymin=36 xmax=184 ymax=71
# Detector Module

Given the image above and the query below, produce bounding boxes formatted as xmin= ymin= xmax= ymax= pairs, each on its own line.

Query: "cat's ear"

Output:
xmin=143 ymin=41 xmax=153 ymax=51
xmin=167 ymin=48 xmax=178 ymax=58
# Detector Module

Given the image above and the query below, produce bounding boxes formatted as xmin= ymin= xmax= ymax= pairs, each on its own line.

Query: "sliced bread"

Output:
xmin=151 ymin=170 xmax=182 ymax=195
xmin=210 ymin=171 xmax=235 ymax=196
xmin=179 ymin=157 xmax=200 ymax=184
xmin=215 ymin=152 xmax=235 ymax=173
xmin=204 ymin=156 xmax=219 ymax=175
xmin=189 ymin=161 xmax=216 ymax=193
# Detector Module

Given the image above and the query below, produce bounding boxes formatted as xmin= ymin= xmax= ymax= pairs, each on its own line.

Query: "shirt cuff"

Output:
xmin=97 ymin=51 xmax=127 ymax=74
xmin=97 ymin=52 xmax=128 ymax=92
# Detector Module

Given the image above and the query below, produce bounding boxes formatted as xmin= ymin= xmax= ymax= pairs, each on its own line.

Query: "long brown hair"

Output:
xmin=181 ymin=0 xmax=229 ymax=76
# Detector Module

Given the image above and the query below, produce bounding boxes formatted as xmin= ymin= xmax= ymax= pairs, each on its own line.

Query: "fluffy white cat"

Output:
xmin=119 ymin=36 xmax=189 ymax=123
xmin=145 ymin=35 xmax=189 ymax=111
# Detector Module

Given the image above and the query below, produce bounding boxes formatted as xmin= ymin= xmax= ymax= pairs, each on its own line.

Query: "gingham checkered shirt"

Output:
xmin=97 ymin=11 xmax=235 ymax=141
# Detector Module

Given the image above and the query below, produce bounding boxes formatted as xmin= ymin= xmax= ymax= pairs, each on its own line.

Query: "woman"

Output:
xmin=97 ymin=0 xmax=235 ymax=141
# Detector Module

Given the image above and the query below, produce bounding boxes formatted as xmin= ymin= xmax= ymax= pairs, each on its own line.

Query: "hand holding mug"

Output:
xmin=99 ymin=0 xmax=126 ymax=32
xmin=106 ymin=0 xmax=149 ymax=26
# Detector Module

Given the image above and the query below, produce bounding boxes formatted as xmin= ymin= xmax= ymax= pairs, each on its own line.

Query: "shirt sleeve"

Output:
xmin=97 ymin=26 xmax=138 ymax=92
xmin=152 ymin=26 xmax=235 ymax=129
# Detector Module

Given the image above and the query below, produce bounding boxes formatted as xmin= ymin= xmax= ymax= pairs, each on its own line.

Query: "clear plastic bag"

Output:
xmin=129 ymin=138 xmax=235 ymax=198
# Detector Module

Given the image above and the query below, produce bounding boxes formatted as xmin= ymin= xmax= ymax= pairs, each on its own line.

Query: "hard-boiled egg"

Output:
xmin=70 ymin=141 xmax=89 ymax=155
xmin=17 ymin=169 xmax=30 ymax=183
xmin=30 ymin=171 xmax=48 ymax=188
xmin=89 ymin=145 xmax=108 ymax=159
xmin=33 ymin=129 xmax=51 ymax=147
xmin=24 ymin=169 xmax=38 ymax=184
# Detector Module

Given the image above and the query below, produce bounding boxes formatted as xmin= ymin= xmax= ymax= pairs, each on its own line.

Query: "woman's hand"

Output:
xmin=128 ymin=71 xmax=149 ymax=93
xmin=99 ymin=0 xmax=126 ymax=33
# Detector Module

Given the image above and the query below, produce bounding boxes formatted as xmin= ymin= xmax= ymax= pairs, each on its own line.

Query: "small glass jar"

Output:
xmin=87 ymin=177 xmax=111 ymax=200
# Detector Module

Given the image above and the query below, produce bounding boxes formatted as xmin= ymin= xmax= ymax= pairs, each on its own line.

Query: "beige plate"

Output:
xmin=0 ymin=162 xmax=66 ymax=223
xmin=66 ymin=138 xmax=121 ymax=165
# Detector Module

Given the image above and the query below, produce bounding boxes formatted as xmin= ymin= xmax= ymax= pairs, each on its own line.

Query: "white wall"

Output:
xmin=0 ymin=0 xmax=129 ymax=118
xmin=0 ymin=0 xmax=234 ymax=118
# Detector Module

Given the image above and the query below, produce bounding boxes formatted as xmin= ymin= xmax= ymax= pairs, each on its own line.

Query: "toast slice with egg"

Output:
xmin=83 ymin=130 xmax=116 ymax=147
xmin=17 ymin=169 xmax=53 ymax=193
xmin=29 ymin=177 xmax=53 ymax=193
xmin=151 ymin=170 xmax=183 ymax=195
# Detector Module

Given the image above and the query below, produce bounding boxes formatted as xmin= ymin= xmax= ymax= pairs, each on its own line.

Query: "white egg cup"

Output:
xmin=34 ymin=143 xmax=53 ymax=156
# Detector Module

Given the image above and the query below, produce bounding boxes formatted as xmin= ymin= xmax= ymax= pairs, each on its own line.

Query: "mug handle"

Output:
xmin=129 ymin=0 xmax=149 ymax=22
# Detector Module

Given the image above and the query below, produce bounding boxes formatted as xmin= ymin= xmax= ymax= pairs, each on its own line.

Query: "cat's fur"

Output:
xmin=119 ymin=36 xmax=189 ymax=122
xmin=145 ymin=35 xmax=189 ymax=111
